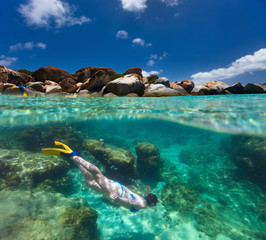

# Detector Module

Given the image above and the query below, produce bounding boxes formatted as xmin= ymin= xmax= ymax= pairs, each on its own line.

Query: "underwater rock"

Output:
xmin=17 ymin=125 xmax=85 ymax=153
xmin=0 ymin=149 xmax=71 ymax=188
xmin=135 ymin=142 xmax=162 ymax=180
xmin=231 ymin=136 xmax=266 ymax=191
xmin=37 ymin=175 xmax=74 ymax=195
xmin=0 ymin=189 xmax=98 ymax=240
xmin=0 ymin=158 xmax=21 ymax=190
xmin=83 ymin=139 xmax=135 ymax=183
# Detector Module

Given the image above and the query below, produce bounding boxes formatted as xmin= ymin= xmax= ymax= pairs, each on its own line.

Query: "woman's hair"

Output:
xmin=146 ymin=193 xmax=158 ymax=206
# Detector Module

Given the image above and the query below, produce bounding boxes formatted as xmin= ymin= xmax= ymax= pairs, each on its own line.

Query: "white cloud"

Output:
xmin=159 ymin=51 xmax=168 ymax=60
xmin=9 ymin=42 xmax=47 ymax=52
xmin=191 ymin=48 xmax=266 ymax=85
xmin=132 ymin=38 xmax=152 ymax=47
xmin=116 ymin=30 xmax=129 ymax=40
xmin=0 ymin=55 xmax=18 ymax=67
xmin=146 ymin=52 xmax=168 ymax=66
xmin=143 ymin=69 xmax=163 ymax=77
xmin=160 ymin=0 xmax=181 ymax=7
xmin=147 ymin=60 xmax=156 ymax=66
xmin=18 ymin=0 xmax=91 ymax=28
xmin=120 ymin=0 xmax=147 ymax=13
xmin=150 ymin=54 xmax=158 ymax=60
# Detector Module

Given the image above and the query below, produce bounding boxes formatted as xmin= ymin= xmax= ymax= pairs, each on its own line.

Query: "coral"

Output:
xmin=83 ymin=139 xmax=135 ymax=183
xmin=135 ymin=142 xmax=162 ymax=181
xmin=0 ymin=189 xmax=98 ymax=240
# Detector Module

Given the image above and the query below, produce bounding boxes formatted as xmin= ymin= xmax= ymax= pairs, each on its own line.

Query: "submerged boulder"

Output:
xmin=18 ymin=126 xmax=85 ymax=153
xmin=0 ymin=149 xmax=71 ymax=188
xmin=83 ymin=139 xmax=135 ymax=183
xmin=103 ymin=74 xmax=145 ymax=96
xmin=33 ymin=66 xmax=73 ymax=83
xmin=0 ymin=190 xmax=98 ymax=240
xmin=231 ymin=136 xmax=266 ymax=191
xmin=135 ymin=142 xmax=162 ymax=180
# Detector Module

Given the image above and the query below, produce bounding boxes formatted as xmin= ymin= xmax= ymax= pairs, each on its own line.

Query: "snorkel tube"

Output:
xmin=147 ymin=185 xmax=150 ymax=196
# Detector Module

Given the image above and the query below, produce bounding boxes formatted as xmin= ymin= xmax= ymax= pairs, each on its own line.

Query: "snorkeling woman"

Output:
xmin=42 ymin=141 xmax=158 ymax=212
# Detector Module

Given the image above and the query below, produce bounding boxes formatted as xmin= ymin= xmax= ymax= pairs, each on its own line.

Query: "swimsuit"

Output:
xmin=113 ymin=181 xmax=140 ymax=212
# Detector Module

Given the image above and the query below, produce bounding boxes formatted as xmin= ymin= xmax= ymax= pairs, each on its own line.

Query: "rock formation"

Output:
xmin=0 ymin=65 xmax=34 ymax=84
xmin=83 ymin=139 xmax=135 ymax=183
xmin=74 ymin=67 xmax=118 ymax=83
xmin=135 ymin=142 xmax=162 ymax=180
xmin=155 ymin=77 xmax=170 ymax=87
xmin=143 ymin=84 xmax=186 ymax=97
xmin=191 ymin=81 xmax=230 ymax=95
xmin=33 ymin=66 xmax=73 ymax=83
xmin=231 ymin=136 xmax=266 ymax=191
xmin=0 ymin=65 xmax=265 ymax=97
xmin=245 ymin=83 xmax=266 ymax=93
xmin=103 ymin=74 xmax=145 ymax=96
xmin=0 ymin=189 xmax=98 ymax=240
xmin=123 ymin=67 xmax=143 ymax=77
xmin=77 ymin=70 xmax=111 ymax=92
xmin=224 ymin=82 xmax=245 ymax=94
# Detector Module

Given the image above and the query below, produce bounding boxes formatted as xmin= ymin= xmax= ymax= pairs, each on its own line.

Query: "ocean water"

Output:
xmin=0 ymin=94 xmax=265 ymax=240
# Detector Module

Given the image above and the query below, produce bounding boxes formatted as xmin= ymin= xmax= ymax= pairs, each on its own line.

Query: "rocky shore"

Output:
xmin=0 ymin=65 xmax=265 ymax=97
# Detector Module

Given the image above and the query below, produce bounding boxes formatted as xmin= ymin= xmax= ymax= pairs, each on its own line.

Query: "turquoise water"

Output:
xmin=0 ymin=94 xmax=265 ymax=240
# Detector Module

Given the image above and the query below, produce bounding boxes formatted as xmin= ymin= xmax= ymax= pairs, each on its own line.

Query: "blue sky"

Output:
xmin=1 ymin=0 xmax=266 ymax=85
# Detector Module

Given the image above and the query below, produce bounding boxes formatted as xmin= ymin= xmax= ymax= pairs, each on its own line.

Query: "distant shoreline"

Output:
xmin=1 ymin=65 xmax=265 ymax=97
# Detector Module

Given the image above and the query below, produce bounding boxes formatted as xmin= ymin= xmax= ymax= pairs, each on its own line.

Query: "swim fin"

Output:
xmin=42 ymin=141 xmax=73 ymax=156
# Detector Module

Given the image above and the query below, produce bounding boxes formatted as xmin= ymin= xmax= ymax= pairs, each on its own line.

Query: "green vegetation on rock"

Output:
xmin=17 ymin=69 xmax=34 ymax=76
xmin=109 ymin=74 xmax=125 ymax=81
